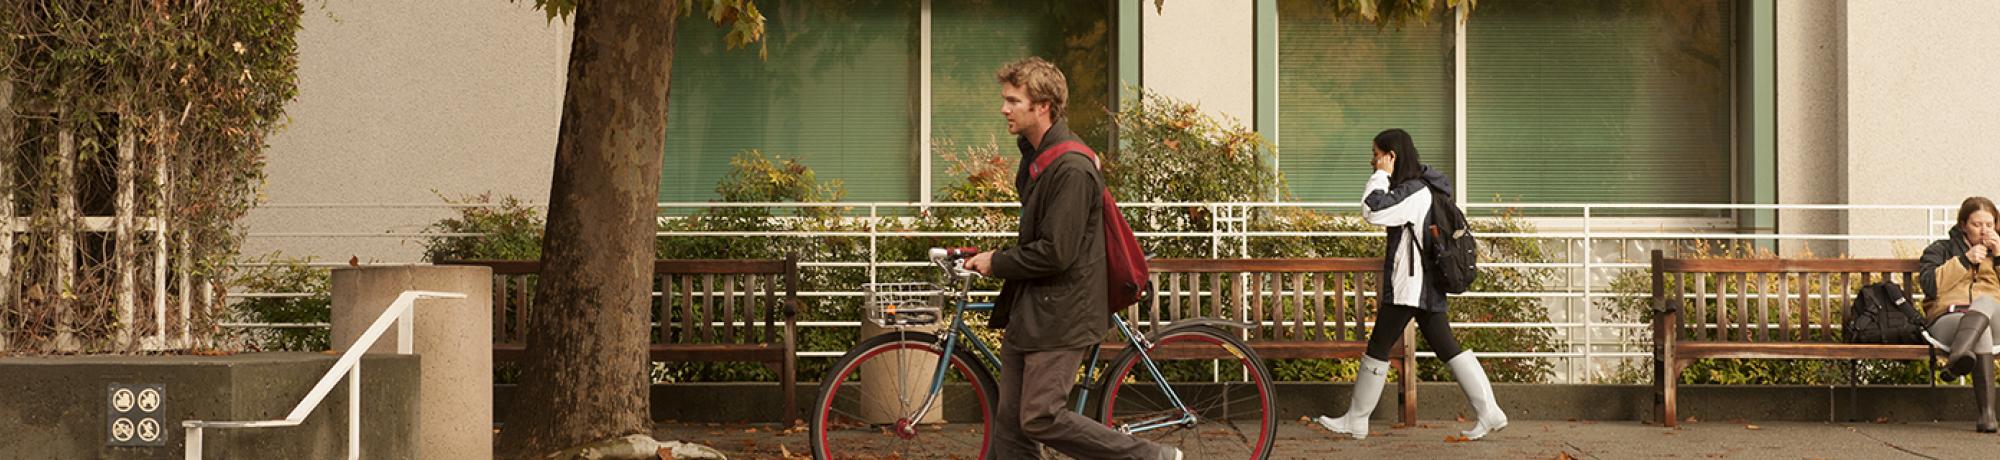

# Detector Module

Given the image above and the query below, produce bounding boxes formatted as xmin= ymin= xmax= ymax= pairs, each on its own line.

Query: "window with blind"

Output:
xmin=929 ymin=0 xmax=1112 ymax=200
xmin=1466 ymin=0 xmax=1734 ymax=213
xmin=661 ymin=0 xmax=918 ymax=204
xmin=1276 ymin=0 xmax=1454 ymax=203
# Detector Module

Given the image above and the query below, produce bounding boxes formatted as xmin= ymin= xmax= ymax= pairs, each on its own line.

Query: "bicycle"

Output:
xmin=809 ymin=247 xmax=1277 ymax=459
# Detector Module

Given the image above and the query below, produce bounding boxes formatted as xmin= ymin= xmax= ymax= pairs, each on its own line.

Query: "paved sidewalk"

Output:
xmin=656 ymin=418 xmax=2000 ymax=459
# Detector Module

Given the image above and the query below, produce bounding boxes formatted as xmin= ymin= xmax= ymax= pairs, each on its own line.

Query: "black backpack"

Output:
xmin=1418 ymin=178 xmax=1478 ymax=294
xmin=1843 ymin=282 xmax=1925 ymax=344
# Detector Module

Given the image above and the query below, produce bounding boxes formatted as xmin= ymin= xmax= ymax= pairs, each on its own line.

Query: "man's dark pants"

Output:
xmin=992 ymin=345 xmax=1169 ymax=459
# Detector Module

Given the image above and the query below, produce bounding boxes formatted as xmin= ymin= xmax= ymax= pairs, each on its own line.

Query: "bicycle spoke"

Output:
xmin=814 ymin=336 xmax=995 ymax=459
xmin=1100 ymin=327 xmax=1274 ymax=460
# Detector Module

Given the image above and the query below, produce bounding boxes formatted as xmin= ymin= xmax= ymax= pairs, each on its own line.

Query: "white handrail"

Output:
xmin=182 ymin=290 xmax=465 ymax=460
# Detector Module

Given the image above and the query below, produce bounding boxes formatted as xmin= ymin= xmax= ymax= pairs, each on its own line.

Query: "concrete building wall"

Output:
xmin=243 ymin=1 xmax=570 ymax=263
xmin=1774 ymin=0 xmax=1846 ymax=257
xmin=1841 ymin=0 xmax=2000 ymax=257
xmin=1140 ymin=0 xmax=1256 ymax=126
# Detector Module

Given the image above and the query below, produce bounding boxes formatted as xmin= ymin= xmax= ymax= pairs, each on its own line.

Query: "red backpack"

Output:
xmin=1029 ymin=141 xmax=1150 ymax=313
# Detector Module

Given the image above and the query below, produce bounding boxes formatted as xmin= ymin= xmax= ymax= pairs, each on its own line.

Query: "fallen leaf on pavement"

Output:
xmin=1744 ymin=424 xmax=1760 ymax=430
xmin=1686 ymin=416 xmax=1699 ymax=423
xmin=1873 ymin=417 xmax=1889 ymax=424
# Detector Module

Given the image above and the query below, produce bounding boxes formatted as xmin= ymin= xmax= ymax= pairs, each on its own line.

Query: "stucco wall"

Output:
xmin=243 ymin=1 xmax=570 ymax=263
xmin=1140 ymin=0 xmax=1256 ymax=126
xmin=1774 ymin=0 xmax=1845 ymax=256
xmin=1841 ymin=0 xmax=2000 ymax=257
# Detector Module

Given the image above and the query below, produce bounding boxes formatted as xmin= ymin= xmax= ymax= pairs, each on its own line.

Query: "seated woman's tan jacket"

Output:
xmin=1918 ymin=226 xmax=2000 ymax=323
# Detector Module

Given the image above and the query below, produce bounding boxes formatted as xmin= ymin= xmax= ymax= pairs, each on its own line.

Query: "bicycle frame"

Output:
xmin=902 ymin=269 xmax=1199 ymax=435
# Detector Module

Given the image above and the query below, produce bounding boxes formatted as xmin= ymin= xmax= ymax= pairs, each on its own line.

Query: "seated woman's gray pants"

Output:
xmin=1929 ymin=296 xmax=2000 ymax=354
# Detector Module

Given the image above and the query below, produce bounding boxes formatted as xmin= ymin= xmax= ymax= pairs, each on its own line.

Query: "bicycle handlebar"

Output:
xmin=929 ymin=247 xmax=983 ymax=279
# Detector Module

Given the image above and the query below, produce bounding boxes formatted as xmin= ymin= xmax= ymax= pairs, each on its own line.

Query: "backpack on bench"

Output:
xmin=1843 ymin=281 xmax=1925 ymax=344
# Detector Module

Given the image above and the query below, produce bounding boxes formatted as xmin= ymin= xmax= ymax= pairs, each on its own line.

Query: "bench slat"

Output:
xmin=493 ymin=344 xmax=790 ymax=363
xmin=1209 ymin=272 xmax=1223 ymax=321
xmin=1096 ymin=340 xmax=1399 ymax=360
xmin=1694 ymin=272 xmax=1707 ymax=341
xmin=1660 ymin=258 xmax=1921 ymax=273
xmin=1249 ymin=272 xmax=1264 ymax=340
xmin=515 ymin=275 xmax=530 ymax=345
xmin=764 ymin=273 xmax=779 ymax=344
xmin=1780 ymin=273 xmax=1793 ymax=341
xmin=680 ymin=275 xmax=695 ymax=345
xmin=1149 ymin=258 xmax=1379 ymax=273
xmin=1677 ymin=342 xmax=1931 ymax=360
xmin=657 ymin=274 xmax=671 ymax=345
xmin=1313 ymin=273 xmax=1328 ymax=341
xmin=1735 ymin=272 xmax=1750 ymax=342
xmin=1296 ymin=272 xmax=1312 ymax=340
xmin=494 ymin=274 xmax=508 ymax=344
xmin=1757 ymin=273 xmax=1771 ymax=342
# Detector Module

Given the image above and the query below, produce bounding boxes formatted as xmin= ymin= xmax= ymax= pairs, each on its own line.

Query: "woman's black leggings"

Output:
xmin=1363 ymin=305 xmax=1465 ymax=362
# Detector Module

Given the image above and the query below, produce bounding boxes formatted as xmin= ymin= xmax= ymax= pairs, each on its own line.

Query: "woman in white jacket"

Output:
xmin=1316 ymin=128 xmax=1508 ymax=440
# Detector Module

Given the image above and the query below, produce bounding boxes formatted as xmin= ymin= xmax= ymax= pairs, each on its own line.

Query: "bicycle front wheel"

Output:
xmin=1098 ymin=324 xmax=1277 ymax=460
xmin=809 ymin=330 xmax=998 ymax=459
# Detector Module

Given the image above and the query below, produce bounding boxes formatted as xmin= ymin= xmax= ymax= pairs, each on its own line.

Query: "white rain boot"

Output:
xmin=1317 ymin=356 xmax=1390 ymax=439
xmin=1448 ymin=351 xmax=1508 ymax=440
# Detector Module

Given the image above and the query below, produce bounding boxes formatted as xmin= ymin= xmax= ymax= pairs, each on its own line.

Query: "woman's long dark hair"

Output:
xmin=1957 ymin=196 xmax=1998 ymax=235
xmin=1374 ymin=128 xmax=1423 ymax=185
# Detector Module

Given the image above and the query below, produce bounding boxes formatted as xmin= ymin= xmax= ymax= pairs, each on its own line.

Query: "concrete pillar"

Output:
xmin=331 ymin=266 xmax=492 ymax=460
xmin=857 ymin=321 xmax=946 ymax=424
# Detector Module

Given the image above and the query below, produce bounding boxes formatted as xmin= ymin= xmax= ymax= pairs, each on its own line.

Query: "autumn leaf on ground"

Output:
xmin=1557 ymin=452 xmax=1578 ymax=460
xmin=1744 ymin=424 xmax=1761 ymax=430
xmin=1444 ymin=435 xmax=1469 ymax=443
xmin=1686 ymin=416 xmax=1699 ymax=424
xmin=1873 ymin=417 xmax=1890 ymax=424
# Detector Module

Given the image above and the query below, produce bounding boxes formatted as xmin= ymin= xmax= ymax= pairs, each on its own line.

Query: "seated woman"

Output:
xmin=1918 ymin=196 xmax=2000 ymax=433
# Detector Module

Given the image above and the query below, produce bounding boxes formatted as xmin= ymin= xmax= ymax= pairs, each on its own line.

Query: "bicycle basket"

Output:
xmin=862 ymin=282 xmax=945 ymax=327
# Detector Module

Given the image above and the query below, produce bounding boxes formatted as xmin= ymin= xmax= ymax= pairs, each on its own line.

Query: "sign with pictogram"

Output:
xmin=107 ymin=384 xmax=166 ymax=447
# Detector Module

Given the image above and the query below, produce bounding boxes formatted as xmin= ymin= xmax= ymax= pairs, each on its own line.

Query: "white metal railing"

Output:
xmin=232 ymin=200 xmax=1959 ymax=382
xmin=183 ymin=290 xmax=464 ymax=460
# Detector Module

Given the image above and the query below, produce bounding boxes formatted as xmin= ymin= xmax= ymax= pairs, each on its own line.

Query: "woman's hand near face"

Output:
xmin=1373 ymin=152 xmax=1395 ymax=175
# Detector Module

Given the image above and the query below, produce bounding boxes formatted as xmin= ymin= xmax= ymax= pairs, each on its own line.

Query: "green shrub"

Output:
xmin=421 ymin=193 xmax=544 ymax=262
xmin=229 ymin=253 xmax=329 ymax=352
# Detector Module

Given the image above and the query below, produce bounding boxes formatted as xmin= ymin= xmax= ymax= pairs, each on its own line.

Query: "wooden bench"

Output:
xmin=1648 ymin=250 xmax=1932 ymax=427
xmin=1117 ymin=258 xmax=1421 ymax=425
xmin=443 ymin=256 xmax=801 ymax=419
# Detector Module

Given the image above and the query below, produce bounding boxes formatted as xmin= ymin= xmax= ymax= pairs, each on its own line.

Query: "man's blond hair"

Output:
xmin=995 ymin=57 xmax=1068 ymax=122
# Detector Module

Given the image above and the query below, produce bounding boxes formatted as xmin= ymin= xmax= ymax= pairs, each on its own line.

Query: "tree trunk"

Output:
xmin=498 ymin=1 xmax=677 ymax=457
